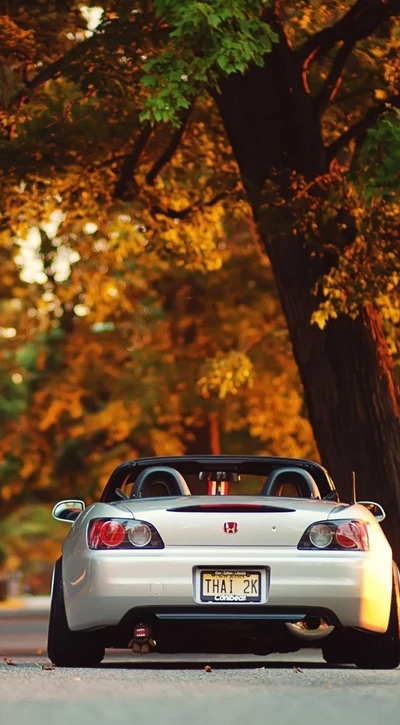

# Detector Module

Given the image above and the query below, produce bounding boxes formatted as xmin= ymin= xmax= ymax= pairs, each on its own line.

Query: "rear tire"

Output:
xmin=322 ymin=629 xmax=353 ymax=665
xmin=47 ymin=558 xmax=105 ymax=667
xmin=352 ymin=563 xmax=400 ymax=670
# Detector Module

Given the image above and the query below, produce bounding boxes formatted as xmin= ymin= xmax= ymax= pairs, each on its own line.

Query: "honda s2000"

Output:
xmin=48 ymin=455 xmax=400 ymax=668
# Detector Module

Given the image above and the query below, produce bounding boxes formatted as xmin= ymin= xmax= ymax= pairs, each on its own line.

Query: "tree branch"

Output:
xmin=261 ymin=0 xmax=294 ymax=49
xmin=145 ymin=106 xmax=193 ymax=185
xmin=316 ymin=40 xmax=357 ymax=113
xmin=326 ymin=94 xmax=400 ymax=163
xmin=299 ymin=0 xmax=399 ymax=65
xmin=299 ymin=0 xmax=400 ymax=96
xmin=11 ymin=36 xmax=97 ymax=107
xmin=113 ymin=124 xmax=154 ymax=200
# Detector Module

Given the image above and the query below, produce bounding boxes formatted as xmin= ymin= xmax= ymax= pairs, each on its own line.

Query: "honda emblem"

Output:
xmin=223 ymin=521 xmax=238 ymax=534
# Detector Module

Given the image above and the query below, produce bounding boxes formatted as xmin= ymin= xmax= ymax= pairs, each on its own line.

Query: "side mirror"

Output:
xmin=358 ymin=501 xmax=386 ymax=522
xmin=52 ymin=500 xmax=85 ymax=523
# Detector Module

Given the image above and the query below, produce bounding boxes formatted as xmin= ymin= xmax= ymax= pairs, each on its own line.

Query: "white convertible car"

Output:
xmin=48 ymin=455 xmax=400 ymax=668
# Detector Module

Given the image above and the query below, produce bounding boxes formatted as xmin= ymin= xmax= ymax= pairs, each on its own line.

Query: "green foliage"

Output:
xmin=355 ymin=108 xmax=400 ymax=202
xmin=141 ymin=0 xmax=278 ymax=124
xmin=0 ymin=505 xmax=65 ymax=594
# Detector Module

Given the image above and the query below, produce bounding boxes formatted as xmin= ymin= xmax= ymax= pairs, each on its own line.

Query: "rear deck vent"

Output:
xmin=167 ymin=504 xmax=295 ymax=513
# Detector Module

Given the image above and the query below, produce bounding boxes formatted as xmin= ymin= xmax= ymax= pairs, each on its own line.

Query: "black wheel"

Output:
xmin=322 ymin=629 xmax=353 ymax=665
xmin=47 ymin=558 xmax=105 ymax=667
xmin=352 ymin=563 xmax=400 ymax=670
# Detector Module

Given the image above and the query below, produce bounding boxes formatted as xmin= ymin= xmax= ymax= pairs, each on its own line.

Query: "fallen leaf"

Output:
xmin=41 ymin=663 xmax=56 ymax=670
xmin=3 ymin=657 xmax=16 ymax=666
xmin=292 ymin=666 xmax=303 ymax=673
xmin=204 ymin=665 xmax=213 ymax=673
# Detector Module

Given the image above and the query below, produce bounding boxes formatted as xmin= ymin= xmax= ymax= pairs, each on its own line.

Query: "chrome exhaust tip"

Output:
xmin=286 ymin=617 xmax=334 ymax=640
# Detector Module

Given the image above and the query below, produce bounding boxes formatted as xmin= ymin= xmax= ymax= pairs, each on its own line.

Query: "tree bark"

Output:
xmin=208 ymin=412 xmax=221 ymax=455
xmin=215 ymin=44 xmax=400 ymax=558
xmin=184 ymin=421 xmax=212 ymax=455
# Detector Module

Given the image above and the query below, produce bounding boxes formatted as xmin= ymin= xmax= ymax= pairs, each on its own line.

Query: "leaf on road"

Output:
xmin=3 ymin=657 xmax=16 ymax=666
xmin=204 ymin=665 xmax=213 ymax=673
xmin=292 ymin=666 xmax=303 ymax=673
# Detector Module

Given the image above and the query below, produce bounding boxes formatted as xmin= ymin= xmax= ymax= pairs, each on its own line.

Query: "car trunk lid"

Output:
xmin=118 ymin=496 xmax=339 ymax=547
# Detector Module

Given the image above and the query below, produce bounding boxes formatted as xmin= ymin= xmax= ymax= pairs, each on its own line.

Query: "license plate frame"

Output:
xmin=199 ymin=569 xmax=262 ymax=603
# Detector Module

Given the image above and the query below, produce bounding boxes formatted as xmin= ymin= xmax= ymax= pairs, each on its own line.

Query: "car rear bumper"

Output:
xmin=62 ymin=546 xmax=392 ymax=633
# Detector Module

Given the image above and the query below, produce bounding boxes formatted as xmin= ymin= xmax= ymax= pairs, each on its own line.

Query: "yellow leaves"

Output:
xmin=245 ymin=372 xmax=315 ymax=459
xmin=150 ymin=429 xmax=185 ymax=456
xmin=142 ymin=204 xmax=225 ymax=272
xmin=84 ymin=400 xmax=141 ymax=444
xmin=311 ymin=304 xmax=337 ymax=330
xmin=298 ymin=8 xmax=313 ymax=32
xmin=197 ymin=351 xmax=254 ymax=399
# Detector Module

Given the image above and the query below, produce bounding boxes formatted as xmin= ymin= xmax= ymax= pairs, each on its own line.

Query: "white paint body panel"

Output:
xmin=59 ymin=496 xmax=393 ymax=634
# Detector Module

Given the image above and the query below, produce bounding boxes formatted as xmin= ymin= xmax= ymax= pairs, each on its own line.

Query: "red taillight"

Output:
xmin=88 ymin=518 xmax=165 ymax=550
xmin=99 ymin=521 xmax=125 ymax=547
xmin=298 ymin=519 xmax=370 ymax=551
xmin=89 ymin=520 xmax=125 ymax=548
xmin=336 ymin=521 xmax=369 ymax=551
xmin=88 ymin=519 xmax=104 ymax=548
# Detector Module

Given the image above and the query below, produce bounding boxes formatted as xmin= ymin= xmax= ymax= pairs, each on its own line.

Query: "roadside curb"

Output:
xmin=0 ymin=608 xmax=49 ymax=620
xmin=0 ymin=597 xmax=50 ymax=619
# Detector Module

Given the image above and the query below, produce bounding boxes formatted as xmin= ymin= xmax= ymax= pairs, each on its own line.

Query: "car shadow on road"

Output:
xmin=98 ymin=657 xmax=351 ymax=670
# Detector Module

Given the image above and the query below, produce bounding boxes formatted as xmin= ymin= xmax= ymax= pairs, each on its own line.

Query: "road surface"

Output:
xmin=1 ymin=610 xmax=399 ymax=725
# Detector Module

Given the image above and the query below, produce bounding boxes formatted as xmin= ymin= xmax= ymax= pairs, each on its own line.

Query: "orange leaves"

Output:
xmin=245 ymin=371 xmax=315 ymax=460
xmin=0 ymin=16 xmax=36 ymax=61
xmin=84 ymin=400 xmax=141 ymax=445
xmin=19 ymin=457 xmax=40 ymax=481
xmin=36 ymin=387 xmax=83 ymax=432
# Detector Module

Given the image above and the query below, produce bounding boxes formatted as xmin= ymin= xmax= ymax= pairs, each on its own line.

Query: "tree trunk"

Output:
xmin=184 ymin=414 xmax=221 ymax=455
xmin=184 ymin=421 xmax=212 ymax=455
xmin=208 ymin=412 xmax=221 ymax=455
xmin=215 ymin=45 xmax=400 ymax=558
xmin=265 ymin=234 xmax=400 ymax=556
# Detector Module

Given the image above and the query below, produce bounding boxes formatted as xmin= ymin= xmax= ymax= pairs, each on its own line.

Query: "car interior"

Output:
xmin=116 ymin=465 xmax=323 ymax=500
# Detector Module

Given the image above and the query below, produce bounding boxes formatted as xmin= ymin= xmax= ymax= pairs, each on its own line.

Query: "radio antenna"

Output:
xmin=352 ymin=470 xmax=357 ymax=504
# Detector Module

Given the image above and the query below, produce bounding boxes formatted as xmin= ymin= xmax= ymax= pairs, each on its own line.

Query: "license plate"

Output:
xmin=200 ymin=570 xmax=261 ymax=603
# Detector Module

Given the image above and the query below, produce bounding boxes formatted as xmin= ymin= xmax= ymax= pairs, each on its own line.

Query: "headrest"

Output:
xmin=261 ymin=467 xmax=321 ymax=499
xmin=132 ymin=466 xmax=191 ymax=498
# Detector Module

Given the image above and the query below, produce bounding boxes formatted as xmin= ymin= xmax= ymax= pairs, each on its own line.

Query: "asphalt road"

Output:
xmin=1 ymin=612 xmax=400 ymax=725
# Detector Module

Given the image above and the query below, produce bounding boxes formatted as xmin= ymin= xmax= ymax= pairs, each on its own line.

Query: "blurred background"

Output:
xmin=0 ymin=215 xmax=316 ymax=600
xmin=3 ymin=2 xmax=399 ymax=605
